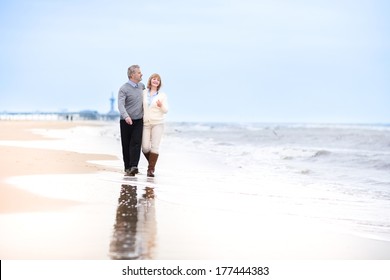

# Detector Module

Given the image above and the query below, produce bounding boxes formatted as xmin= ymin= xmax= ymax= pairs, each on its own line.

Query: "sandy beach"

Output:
xmin=0 ymin=121 xmax=120 ymax=259
xmin=0 ymin=121 xmax=117 ymax=213
xmin=1 ymin=120 xmax=390 ymax=260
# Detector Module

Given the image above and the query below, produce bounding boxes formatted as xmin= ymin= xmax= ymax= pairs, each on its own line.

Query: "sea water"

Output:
xmin=163 ymin=122 xmax=390 ymax=242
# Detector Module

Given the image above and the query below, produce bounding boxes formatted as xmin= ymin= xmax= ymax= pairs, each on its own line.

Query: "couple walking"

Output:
xmin=118 ymin=65 xmax=168 ymax=177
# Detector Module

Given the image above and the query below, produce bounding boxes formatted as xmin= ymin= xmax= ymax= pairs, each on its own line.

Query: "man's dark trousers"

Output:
xmin=120 ymin=118 xmax=143 ymax=171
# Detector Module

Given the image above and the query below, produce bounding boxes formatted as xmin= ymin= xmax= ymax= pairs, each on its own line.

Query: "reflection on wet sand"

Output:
xmin=109 ymin=184 xmax=156 ymax=260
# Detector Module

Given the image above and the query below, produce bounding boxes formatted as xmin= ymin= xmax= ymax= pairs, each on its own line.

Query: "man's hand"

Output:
xmin=125 ymin=117 xmax=133 ymax=125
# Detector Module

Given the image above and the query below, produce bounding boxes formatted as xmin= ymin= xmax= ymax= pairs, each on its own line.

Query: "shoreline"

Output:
xmin=0 ymin=121 xmax=118 ymax=214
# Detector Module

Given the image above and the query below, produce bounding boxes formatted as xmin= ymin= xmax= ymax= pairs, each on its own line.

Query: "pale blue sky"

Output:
xmin=1 ymin=0 xmax=389 ymax=123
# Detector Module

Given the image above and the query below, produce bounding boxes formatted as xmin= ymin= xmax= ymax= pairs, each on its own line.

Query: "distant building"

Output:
xmin=79 ymin=110 xmax=99 ymax=120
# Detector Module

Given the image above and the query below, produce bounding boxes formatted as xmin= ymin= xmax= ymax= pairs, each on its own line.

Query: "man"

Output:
xmin=118 ymin=65 xmax=145 ymax=176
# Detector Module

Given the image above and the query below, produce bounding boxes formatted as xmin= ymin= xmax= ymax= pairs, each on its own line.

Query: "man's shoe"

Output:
xmin=127 ymin=167 xmax=139 ymax=176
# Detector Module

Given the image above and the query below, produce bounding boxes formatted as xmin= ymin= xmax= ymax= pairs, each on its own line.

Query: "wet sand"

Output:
xmin=1 ymin=120 xmax=390 ymax=260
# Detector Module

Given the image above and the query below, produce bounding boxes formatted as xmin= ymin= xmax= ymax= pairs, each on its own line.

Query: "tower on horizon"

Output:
xmin=107 ymin=92 xmax=119 ymax=120
xmin=109 ymin=93 xmax=115 ymax=113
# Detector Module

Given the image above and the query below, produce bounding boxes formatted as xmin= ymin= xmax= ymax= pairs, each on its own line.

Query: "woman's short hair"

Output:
xmin=147 ymin=73 xmax=162 ymax=91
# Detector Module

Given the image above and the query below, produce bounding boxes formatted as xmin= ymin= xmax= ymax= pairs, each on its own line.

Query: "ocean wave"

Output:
xmin=216 ymin=142 xmax=234 ymax=146
xmin=311 ymin=150 xmax=331 ymax=158
xmin=373 ymin=162 xmax=390 ymax=170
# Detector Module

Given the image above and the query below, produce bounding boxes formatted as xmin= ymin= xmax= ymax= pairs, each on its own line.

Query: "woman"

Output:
xmin=142 ymin=73 xmax=169 ymax=177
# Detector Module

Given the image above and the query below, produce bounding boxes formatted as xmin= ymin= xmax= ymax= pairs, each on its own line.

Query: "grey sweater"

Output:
xmin=118 ymin=82 xmax=145 ymax=120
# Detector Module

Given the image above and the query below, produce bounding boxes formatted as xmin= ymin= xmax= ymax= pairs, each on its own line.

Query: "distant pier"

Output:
xmin=1 ymin=94 xmax=120 ymax=121
xmin=0 ymin=111 xmax=119 ymax=121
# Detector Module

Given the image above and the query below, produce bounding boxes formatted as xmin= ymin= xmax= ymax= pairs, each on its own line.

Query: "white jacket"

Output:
xmin=143 ymin=90 xmax=169 ymax=125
